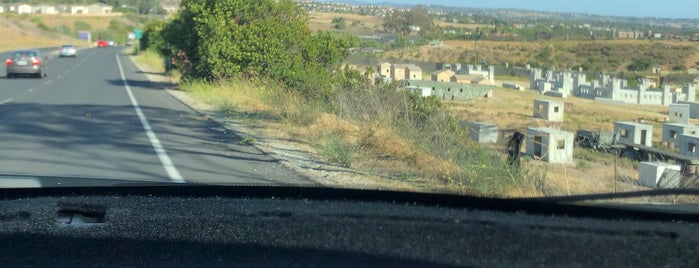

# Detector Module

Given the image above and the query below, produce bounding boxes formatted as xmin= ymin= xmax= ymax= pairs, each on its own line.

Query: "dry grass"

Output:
xmin=308 ymin=12 xmax=384 ymax=34
xmin=0 ymin=13 xmax=137 ymax=52
xmin=180 ymin=78 xmax=477 ymax=194
xmin=381 ymin=39 xmax=699 ymax=71
xmin=33 ymin=14 xmax=117 ymax=31
xmin=449 ymin=88 xmax=670 ymax=137
xmin=133 ymin=49 xmax=166 ymax=72
xmin=449 ymin=87 xmax=665 ymax=195
xmin=133 ymin=10 xmax=690 ymax=197
xmin=308 ymin=12 xmax=490 ymax=36
xmin=0 ymin=15 xmax=82 ymax=51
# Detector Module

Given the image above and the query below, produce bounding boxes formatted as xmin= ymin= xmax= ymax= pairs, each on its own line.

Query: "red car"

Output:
xmin=97 ymin=40 xmax=108 ymax=48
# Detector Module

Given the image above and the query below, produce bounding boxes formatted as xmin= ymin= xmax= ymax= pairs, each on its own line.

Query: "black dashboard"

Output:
xmin=0 ymin=186 xmax=697 ymax=267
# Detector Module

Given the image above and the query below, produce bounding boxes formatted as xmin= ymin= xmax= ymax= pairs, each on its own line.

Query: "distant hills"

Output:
xmin=311 ymin=0 xmax=699 ymax=29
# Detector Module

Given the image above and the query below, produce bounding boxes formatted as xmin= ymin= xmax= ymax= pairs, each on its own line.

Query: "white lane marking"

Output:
xmin=115 ymin=55 xmax=185 ymax=183
xmin=0 ymin=98 xmax=12 ymax=105
xmin=43 ymin=80 xmax=52 ymax=85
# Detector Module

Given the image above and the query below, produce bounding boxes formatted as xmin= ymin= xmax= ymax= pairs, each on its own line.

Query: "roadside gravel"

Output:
xmin=128 ymin=56 xmax=433 ymax=192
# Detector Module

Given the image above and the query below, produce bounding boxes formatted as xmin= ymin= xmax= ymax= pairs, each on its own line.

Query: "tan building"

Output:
xmin=645 ymin=75 xmax=660 ymax=88
xmin=377 ymin=62 xmax=391 ymax=78
xmin=87 ymin=3 xmax=113 ymax=14
xmin=406 ymin=65 xmax=422 ymax=80
xmin=451 ymin=74 xmax=485 ymax=84
xmin=378 ymin=62 xmax=423 ymax=81
xmin=432 ymin=69 xmax=455 ymax=82
xmin=471 ymin=76 xmax=492 ymax=85
xmin=391 ymin=64 xmax=409 ymax=81
xmin=617 ymin=31 xmax=634 ymax=39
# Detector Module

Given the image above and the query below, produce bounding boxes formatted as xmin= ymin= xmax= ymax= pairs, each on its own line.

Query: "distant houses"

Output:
xmin=431 ymin=69 xmax=453 ymax=82
xmin=0 ymin=2 xmax=174 ymax=15
xmin=377 ymin=61 xmax=496 ymax=87
xmin=434 ymin=63 xmax=495 ymax=85
xmin=369 ymin=61 xmax=497 ymax=101
xmin=376 ymin=62 xmax=422 ymax=82
xmin=402 ymin=80 xmax=494 ymax=101
xmin=0 ymin=3 xmax=125 ymax=15
xmin=530 ymin=67 xmax=696 ymax=105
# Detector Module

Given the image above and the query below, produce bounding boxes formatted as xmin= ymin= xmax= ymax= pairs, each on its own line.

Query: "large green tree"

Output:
xmin=160 ymin=0 xmax=350 ymax=99
xmin=383 ymin=6 xmax=438 ymax=38
xmin=627 ymin=57 xmax=654 ymax=72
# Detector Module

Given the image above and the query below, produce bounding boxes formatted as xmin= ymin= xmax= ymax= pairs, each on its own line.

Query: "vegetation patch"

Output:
xmin=239 ymin=136 xmax=256 ymax=145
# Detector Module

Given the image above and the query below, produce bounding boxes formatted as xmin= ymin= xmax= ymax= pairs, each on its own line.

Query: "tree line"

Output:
xmin=144 ymin=0 xmax=360 ymax=101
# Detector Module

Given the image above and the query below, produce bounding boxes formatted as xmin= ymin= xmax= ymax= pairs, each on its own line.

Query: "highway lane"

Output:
xmin=0 ymin=47 xmax=313 ymax=186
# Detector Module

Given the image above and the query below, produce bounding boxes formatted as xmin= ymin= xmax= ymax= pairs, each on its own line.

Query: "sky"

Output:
xmin=340 ymin=0 xmax=698 ymax=19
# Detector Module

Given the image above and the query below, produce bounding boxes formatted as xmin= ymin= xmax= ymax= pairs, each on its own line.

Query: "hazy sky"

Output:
xmin=339 ymin=0 xmax=698 ymax=19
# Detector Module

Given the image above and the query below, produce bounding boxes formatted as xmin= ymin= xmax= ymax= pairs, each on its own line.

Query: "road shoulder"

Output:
xmin=127 ymin=55 xmax=431 ymax=192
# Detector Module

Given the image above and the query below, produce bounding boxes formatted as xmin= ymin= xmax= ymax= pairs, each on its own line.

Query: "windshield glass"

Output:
xmin=1 ymin=0 xmax=698 ymax=203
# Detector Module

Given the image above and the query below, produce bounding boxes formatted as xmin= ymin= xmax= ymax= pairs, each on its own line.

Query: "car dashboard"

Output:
xmin=0 ymin=186 xmax=697 ymax=267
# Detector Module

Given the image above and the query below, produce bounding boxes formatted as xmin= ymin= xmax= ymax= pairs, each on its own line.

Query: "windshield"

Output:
xmin=1 ymin=0 xmax=698 ymax=204
xmin=11 ymin=51 xmax=38 ymax=58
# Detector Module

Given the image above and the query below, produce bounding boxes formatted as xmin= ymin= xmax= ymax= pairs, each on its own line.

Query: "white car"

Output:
xmin=108 ymin=40 xmax=115 ymax=47
xmin=58 ymin=44 xmax=77 ymax=57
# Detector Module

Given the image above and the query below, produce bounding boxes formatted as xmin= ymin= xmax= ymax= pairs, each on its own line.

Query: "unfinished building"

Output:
xmin=668 ymin=103 xmax=690 ymax=124
xmin=402 ymin=80 xmax=494 ymax=101
xmin=376 ymin=62 xmax=423 ymax=82
xmin=525 ymin=127 xmax=574 ymax=163
xmin=678 ymin=101 xmax=699 ymax=119
xmin=614 ymin=121 xmax=653 ymax=147
xmin=677 ymin=134 xmax=699 ymax=158
xmin=638 ymin=162 xmax=682 ymax=189
xmin=533 ymin=99 xmax=564 ymax=122
xmin=460 ymin=121 xmax=498 ymax=143
xmin=436 ymin=63 xmax=495 ymax=84
xmin=662 ymin=123 xmax=699 ymax=146
xmin=529 ymin=68 xmax=695 ymax=105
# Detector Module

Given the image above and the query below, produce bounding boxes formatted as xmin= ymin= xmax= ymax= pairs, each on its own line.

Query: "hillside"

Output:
xmin=379 ymin=39 xmax=698 ymax=73
xmin=0 ymin=13 xmax=140 ymax=51
xmin=0 ymin=15 xmax=81 ymax=51
xmin=307 ymin=11 xmax=699 ymax=73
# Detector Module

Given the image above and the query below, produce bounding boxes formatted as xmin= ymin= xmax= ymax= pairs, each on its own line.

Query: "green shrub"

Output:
xmin=74 ymin=20 xmax=91 ymax=31
xmin=239 ymin=136 xmax=256 ymax=145
xmin=160 ymin=0 xmax=351 ymax=101
xmin=36 ymin=22 xmax=50 ymax=32
xmin=318 ymin=133 xmax=356 ymax=168
xmin=52 ymin=25 xmax=73 ymax=36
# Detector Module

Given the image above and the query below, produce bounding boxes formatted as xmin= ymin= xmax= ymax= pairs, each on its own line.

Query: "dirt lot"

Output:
xmin=448 ymin=87 xmax=678 ymax=195
xmin=308 ymin=12 xmax=384 ymax=34
xmin=308 ymin=12 xmax=489 ymax=36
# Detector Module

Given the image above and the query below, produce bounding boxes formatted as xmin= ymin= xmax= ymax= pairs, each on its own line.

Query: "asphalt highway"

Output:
xmin=0 ymin=47 xmax=312 ymax=186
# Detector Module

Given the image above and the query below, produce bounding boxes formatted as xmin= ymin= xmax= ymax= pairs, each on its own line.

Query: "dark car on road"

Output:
xmin=5 ymin=49 xmax=47 ymax=78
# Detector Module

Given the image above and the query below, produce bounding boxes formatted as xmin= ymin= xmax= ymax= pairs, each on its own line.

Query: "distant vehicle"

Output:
xmin=58 ymin=44 xmax=77 ymax=57
xmin=5 ymin=49 xmax=47 ymax=78
xmin=97 ymin=40 xmax=108 ymax=48
xmin=108 ymin=40 xmax=115 ymax=47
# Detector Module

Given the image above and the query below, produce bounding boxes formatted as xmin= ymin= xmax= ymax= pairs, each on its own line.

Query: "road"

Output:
xmin=0 ymin=47 xmax=313 ymax=186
